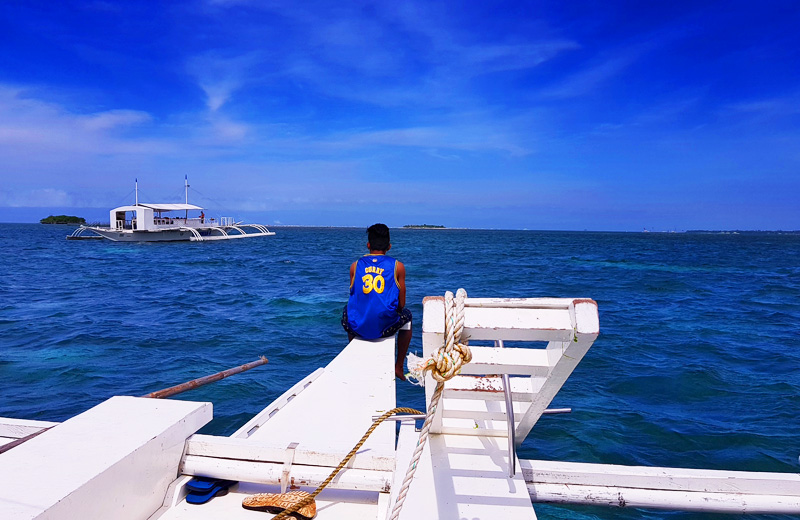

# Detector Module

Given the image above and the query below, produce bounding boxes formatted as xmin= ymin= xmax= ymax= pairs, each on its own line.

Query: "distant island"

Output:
xmin=40 ymin=215 xmax=86 ymax=225
xmin=685 ymin=230 xmax=800 ymax=235
xmin=403 ymin=224 xmax=446 ymax=229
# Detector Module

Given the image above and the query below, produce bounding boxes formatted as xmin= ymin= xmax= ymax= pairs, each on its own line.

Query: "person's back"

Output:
xmin=342 ymin=224 xmax=412 ymax=380
xmin=347 ymin=253 xmax=401 ymax=339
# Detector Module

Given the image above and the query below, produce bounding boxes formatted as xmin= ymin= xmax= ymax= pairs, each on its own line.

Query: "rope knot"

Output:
xmin=409 ymin=288 xmax=472 ymax=384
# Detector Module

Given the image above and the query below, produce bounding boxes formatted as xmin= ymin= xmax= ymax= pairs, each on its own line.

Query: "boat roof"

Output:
xmin=111 ymin=203 xmax=204 ymax=212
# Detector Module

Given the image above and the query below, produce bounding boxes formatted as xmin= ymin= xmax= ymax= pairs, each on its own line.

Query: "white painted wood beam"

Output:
xmin=0 ymin=396 xmax=211 ymax=520
xmin=180 ymin=455 xmax=392 ymax=492
xmin=442 ymin=375 xmax=534 ymax=401
xmin=185 ymin=434 xmax=396 ymax=472
xmin=231 ymin=368 xmax=323 ymax=439
xmin=521 ymin=459 xmax=800 ymax=514
xmin=458 ymin=346 xmax=550 ymax=377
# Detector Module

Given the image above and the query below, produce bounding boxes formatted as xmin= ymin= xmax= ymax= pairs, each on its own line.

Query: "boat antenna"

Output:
xmin=185 ymin=174 xmax=189 ymax=219
xmin=135 ymin=178 xmax=139 ymax=206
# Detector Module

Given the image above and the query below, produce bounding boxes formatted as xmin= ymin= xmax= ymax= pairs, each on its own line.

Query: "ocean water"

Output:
xmin=1 ymin=223 xmax=799 ymax=519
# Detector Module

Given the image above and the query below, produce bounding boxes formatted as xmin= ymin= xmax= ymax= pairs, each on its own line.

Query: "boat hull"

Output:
xmin=80 ymin=226 xmax=275 ymax=242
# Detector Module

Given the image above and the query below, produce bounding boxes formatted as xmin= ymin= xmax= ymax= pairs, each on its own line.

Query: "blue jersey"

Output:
xmin=346 ymin=254 xmax=401 ymax=339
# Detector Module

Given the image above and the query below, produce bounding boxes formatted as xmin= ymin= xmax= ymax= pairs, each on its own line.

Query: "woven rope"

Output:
xmin=388 ymin=289 xmax=471 ymax=520
xmin=269 ymin=406 xmax=423 ymax=520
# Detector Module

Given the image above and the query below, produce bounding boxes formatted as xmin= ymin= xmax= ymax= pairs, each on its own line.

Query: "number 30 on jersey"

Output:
xmin=362 ymin=274 xmax=385 ymax=294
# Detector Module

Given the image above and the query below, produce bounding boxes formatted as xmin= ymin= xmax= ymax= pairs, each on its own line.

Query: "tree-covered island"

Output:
xmin=402 ymin=224 xmax=446 ymax=229
xmin=40 ymin=215 xmax=86 ymax=224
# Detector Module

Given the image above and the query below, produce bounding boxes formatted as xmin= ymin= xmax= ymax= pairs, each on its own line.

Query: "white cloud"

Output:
xmin=0 ymin=86 xmax=155 ymax=154
xmin=0 ymin=188 xmax=72 ymax=207
xmin=80 ymin=109 xmax=151 ymax=131
xmin=187 ymin=51 xmax=265 ymax=112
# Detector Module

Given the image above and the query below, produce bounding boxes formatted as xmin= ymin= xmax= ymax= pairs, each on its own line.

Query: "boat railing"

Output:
xmin=421 ymin=297 xmax=600 ymax=444
xmin=114 ymin=219 xmax=137 ymax=230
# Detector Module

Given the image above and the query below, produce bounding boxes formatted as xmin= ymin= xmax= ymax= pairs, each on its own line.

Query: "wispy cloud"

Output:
xmin=0 ymin=188 xmax=72 ymax=207
xmin=187 ymin=51 xmax=265 ymax=112
xmin=539 ymin=51 xmax=640 ymax=100
xmin=0 ymin=86 xmax=156 ymax=153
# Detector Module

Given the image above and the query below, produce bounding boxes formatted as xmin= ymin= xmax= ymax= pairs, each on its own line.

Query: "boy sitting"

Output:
xmin=342 ymin=223 xmax=412 ymax=380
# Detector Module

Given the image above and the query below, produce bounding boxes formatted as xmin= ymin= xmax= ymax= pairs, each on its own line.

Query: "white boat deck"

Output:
xmin=243 ymin=337 xmax=397 ymax=452
xmin=393 ymin=422 xmax=536 ymax=520
xmin=161 ymin=332 xmax=538 ymax=519
xmin=157 ymin=337 xmax=398 ymax=520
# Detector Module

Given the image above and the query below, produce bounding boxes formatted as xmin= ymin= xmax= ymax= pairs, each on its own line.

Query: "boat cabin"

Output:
xmin=111 ymin=204 xmax=204 ymax=231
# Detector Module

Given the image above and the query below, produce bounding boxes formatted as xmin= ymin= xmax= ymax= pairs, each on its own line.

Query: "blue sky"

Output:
xmin=0 ymin=1 xmax=798 ymax=230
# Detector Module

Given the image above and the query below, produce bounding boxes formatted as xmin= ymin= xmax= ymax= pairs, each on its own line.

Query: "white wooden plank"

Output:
xmin=513 ymin=333 xmax=596 ymax=444
xmin=155 ymin=484 xmax=382 ymax=520
xmin=387 ymin=421 xmax=419 ymax=520
xmin=573 ymin=299 xmax=600 ymax=335
xmin=391 ymin=432 xmax=537 ymax=519
xmin=185 ymin=434 xmax=396 ymax=471
xmin=181 ymin=455 xmax=392 ymax=492
xmin=231 ymin=368 xmax=323 ymax=438
xmin=463 ymin=307 xmax=574 ymax=341
xmin=438 ymin=418 xmax=510 ymax=437
xmin=0 ymin=396 xmax=211 ymax=520
xmin=458 ymin=346 xmax=550 ymax=376
xmin=464 ymin=298 xmax=579 ymax=309
xmin=244 ymin=338 xmax=397 ymax=458
xmin=527 ymin=483 xmax=800 ymax=514
xmin=442 ymin=375 xmax=534 ymax=401
xmin=422 ymin=297 xmax=583 ymax=341
xmin=520 ymin=459 xmax=800 ymax=496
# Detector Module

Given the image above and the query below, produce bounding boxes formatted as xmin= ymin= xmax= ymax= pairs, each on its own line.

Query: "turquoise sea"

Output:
xmin=1 ymin=223 xmax=799 ymax=519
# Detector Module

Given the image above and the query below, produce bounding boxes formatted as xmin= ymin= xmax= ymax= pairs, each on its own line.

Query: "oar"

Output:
xmin=0 ymin=357 xmax=269 ymax=454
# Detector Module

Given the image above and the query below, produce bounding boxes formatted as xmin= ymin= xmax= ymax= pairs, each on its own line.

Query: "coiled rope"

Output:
xmin=270 ymin=406 xmax=423 ymax=520
xmin=388 ymin=288 xmax=471 ymax=520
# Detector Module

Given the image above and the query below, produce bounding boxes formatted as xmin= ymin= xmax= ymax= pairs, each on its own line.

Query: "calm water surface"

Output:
xmin=1 ymin=224 xmax=799 ymax=519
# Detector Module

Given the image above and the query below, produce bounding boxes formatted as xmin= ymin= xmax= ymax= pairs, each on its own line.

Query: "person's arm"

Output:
xmin=349 ymin=261 xmax=356 ymax=288
xmin=396 ymin=260 xmax=406 ymax=309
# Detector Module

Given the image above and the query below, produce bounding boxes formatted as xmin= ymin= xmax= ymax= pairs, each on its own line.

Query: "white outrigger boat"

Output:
xmin=68 ymin=178 xmax=275 ymax=242
xmin=1 ymin=294 xmax=799 ymax=519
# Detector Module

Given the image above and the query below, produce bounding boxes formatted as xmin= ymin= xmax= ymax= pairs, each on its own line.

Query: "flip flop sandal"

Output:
xmin=186 ymin=476 xmax=237 ymax=493
xmin=186 ymin=484 xmax=231 ymax=505
xmin=242 ymin=490 xmax=316 ymax=519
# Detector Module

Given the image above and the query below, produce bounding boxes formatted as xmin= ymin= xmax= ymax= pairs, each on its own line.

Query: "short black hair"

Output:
xmin=367 ymin=223 xmax=390 ymax=251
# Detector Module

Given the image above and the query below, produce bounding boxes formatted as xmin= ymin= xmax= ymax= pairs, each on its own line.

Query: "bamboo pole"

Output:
xmin=0 ymin=426 xmax=55 ymax=455
xmin=142 ymin=356 xmax=269 ymax=399
xmin=0 ymin=357 xmax=269 ymax=454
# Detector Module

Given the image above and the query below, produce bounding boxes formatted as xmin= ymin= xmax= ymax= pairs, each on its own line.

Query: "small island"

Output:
xmin=40 ymin=215 xmax=86 ymax=225
xmin=403 ymin=224 xmax=446 ymax=229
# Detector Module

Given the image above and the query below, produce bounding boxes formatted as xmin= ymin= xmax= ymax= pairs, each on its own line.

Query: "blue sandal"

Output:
xmin=185 ymin=477 xmax=237 ymax=504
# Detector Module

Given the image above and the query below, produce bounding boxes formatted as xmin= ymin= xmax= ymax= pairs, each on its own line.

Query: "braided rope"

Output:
xmin=409 ymin=289 xmax=473 ymax=383
xmin=270 ymin=406 xmax=423 ymax=520
xmin=388 ymin=289 xmax=471 ymax=520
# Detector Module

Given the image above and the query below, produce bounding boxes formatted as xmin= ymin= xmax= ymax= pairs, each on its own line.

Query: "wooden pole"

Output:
xmin=0 ymin=357 xmax=269 ymax=454
xmin=142 ymin=356 xmax=268 ymax=399
xmin=0 ymin=426 xmax=55 ymax=455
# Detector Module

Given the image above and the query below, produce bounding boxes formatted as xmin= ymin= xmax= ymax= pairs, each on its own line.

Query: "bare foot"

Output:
xmin=395 ymin=367 xmax=407 ymax=381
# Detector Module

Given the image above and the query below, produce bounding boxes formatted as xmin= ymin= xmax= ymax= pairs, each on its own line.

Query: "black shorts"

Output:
xmin=342 ymin=305 xmax=412 ymax=338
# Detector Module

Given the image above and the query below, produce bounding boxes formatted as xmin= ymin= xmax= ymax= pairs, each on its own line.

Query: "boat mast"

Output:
xmin=135 ymin=178 xmax=139 ymax=206
xmin=184 ymin=175 xmax=189 ymax=219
